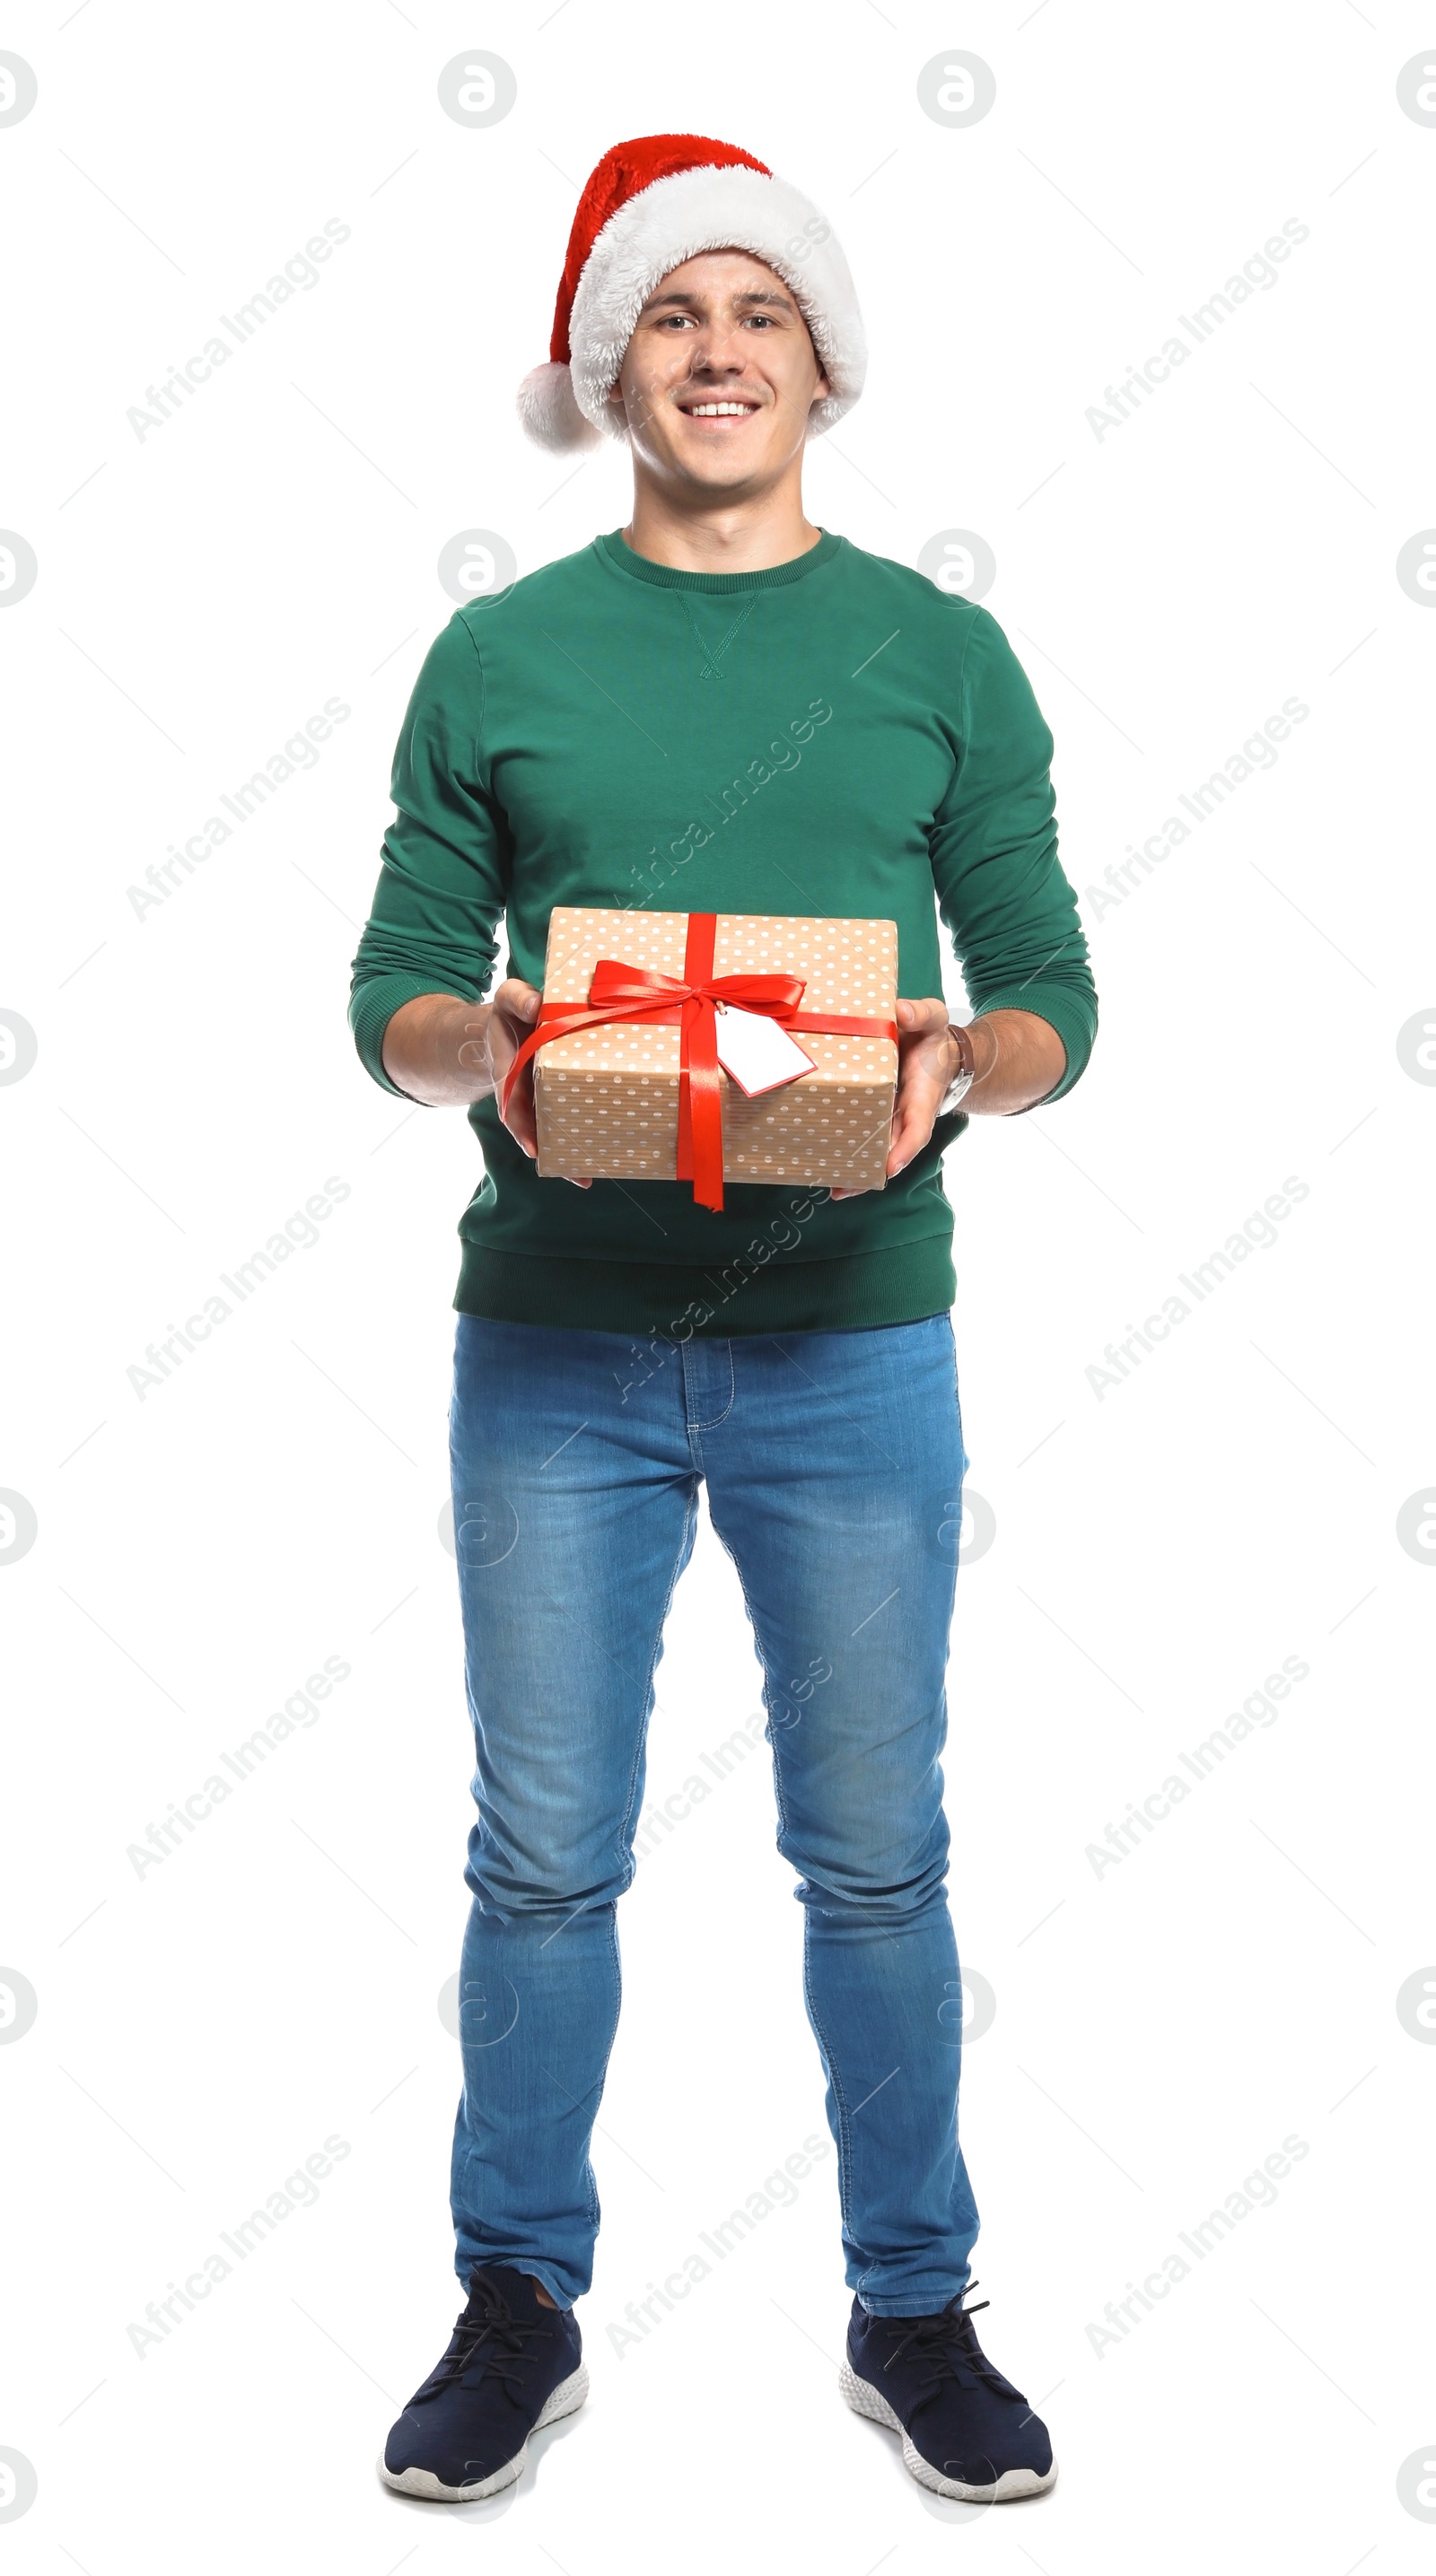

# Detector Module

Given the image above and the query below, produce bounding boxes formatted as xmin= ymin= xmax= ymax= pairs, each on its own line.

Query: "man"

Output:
xmin=351 ymin=133 xmax=1097 ymax=2507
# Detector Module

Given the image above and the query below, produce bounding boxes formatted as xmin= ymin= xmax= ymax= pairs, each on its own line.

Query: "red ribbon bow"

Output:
xmin=501 ymin=913 xmax=897 ymax=1212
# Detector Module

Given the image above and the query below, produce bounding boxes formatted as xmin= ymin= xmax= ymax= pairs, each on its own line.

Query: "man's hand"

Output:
xmin=483 ymin=980 xmax=545 ymax=1157
xmin=829 ymin=1000 xmax=1066 ymax=1199
xmin=382 ymin=987 xmax=1064 ymax=1201
xmin=381 ymin=980 xmax=539 ymax=1113
xmin=380 ymin=982 xmax=593 ymax=1184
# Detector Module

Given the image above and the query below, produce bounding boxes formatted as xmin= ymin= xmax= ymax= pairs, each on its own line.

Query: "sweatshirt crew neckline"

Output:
xmin=595 ymin=526 xmax=842 ymax=594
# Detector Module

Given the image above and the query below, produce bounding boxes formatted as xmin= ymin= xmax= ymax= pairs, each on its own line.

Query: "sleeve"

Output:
xmin=929 ymin=604 xmax=1098 ymax=1107
xmin=347 ymin=613 xmax=511 ymax=1098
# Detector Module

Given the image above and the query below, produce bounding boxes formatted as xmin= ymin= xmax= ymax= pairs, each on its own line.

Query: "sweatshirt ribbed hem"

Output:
xmin=454 ymin=1238 xmax=957 ymax=1340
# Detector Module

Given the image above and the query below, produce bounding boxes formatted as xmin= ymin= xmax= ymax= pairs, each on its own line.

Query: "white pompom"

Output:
xmin=515 ymin=361 xmax=604 ymax=454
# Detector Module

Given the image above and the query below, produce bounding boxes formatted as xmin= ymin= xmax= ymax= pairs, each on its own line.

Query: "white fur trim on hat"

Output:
xmin=516 ymin=360 xmax=604 ymax=454
xmin=566 ymin=162 xmax=866 ymax=444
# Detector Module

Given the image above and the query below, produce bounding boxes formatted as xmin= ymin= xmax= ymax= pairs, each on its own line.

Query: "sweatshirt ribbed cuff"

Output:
xmin=971 ymin=984 xmax=1096 ymax=1106
xmin=349 ymin=971 xmax=486 ymax=1099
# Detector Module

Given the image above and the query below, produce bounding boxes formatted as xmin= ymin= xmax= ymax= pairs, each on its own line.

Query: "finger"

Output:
xmin=887 ymin=1108 xmax=934 ymax=1174
xmin=475 ymin=985 xmax=537 ymax=1091
xmin=895 ymin=995 xmax=950 ymax=1035
xmin=501 ymin=1062 xmax=539 ymax=1158
xmin=886 ymin=1072 xmax=945 ymax=1174
xmin=892 ymin=1056 xmax=946 ymax=1122
xmin=488 ymin=989 xmax=543 ymax=1154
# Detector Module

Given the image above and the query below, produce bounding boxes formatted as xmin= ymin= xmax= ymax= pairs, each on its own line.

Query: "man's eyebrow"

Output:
xmin=641 ymin=287 xmax=799 ymax=312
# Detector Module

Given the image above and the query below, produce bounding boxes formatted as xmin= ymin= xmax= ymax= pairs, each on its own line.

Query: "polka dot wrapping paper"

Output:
xmin=533 ymin=908 xmax=898 ymax=1192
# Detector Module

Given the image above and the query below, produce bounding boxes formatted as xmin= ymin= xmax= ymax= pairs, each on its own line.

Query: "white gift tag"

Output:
xmin=714 ymin=1006 xmax=816 ymax=1097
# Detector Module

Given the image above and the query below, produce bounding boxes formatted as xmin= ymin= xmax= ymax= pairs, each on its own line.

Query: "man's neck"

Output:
xmin=623 ymin=470 xmax=822 ymax=576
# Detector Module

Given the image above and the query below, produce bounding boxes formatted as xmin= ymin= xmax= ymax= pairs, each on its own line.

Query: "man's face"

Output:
xmin=609 ymin=250 xmax=830 ymax=495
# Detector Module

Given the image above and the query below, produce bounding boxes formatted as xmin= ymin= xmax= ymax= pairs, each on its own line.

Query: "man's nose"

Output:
xmin=687 ymin=327 xmax=746 ymax=373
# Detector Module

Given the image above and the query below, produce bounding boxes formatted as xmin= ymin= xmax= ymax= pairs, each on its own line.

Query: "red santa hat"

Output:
xmin=517 ymin=133 xmax=866 ymax=453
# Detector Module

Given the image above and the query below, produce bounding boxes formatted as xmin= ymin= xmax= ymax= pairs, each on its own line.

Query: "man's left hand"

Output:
xmin=829 ymin=997 xmax=963 ymax=1200
xmin=828 ymin=1000 xmax=1064 ymax=1199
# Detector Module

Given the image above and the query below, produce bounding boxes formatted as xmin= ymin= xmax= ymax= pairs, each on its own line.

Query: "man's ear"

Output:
xmin=807 ymin=324 xmax=831 ymax=410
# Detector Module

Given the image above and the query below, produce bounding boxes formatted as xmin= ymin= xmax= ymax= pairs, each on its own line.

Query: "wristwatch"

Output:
xmin=939 ymin=1020 xmax=978 ymax=1115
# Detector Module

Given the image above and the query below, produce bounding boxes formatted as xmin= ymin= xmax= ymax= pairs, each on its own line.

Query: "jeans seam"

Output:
xmin=680 ymin=1336 xmax=735 ymax=1436
xmin=706 ymin=1511 xmax=857 ymax=2233
xmin=583 ymin=1903 xmax=622 ymax=2232
xmin=705 ymin=1515 xmax=794 ymax=1834
xmin=614 ymin=1482 xmax=699 ymax=1882
xmin=801 ymin=1934 xmax=856 ymax=2251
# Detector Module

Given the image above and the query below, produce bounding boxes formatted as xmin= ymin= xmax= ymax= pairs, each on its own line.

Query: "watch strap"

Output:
xmin=941 ymin=1020 xmax=977 ymax=1113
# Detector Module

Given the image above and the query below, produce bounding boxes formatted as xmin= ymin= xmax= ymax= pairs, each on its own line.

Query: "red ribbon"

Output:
xmin=501 ymin=912 xmax=898 ymax=1212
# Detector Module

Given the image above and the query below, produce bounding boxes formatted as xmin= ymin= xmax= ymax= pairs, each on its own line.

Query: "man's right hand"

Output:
xmin=381 ymin=982 xmax=592 ymax=1183
xmin=381 ymin=981 xmax=541 ymax=1127
xmin=483 ymin=980 xmax=545 ymax=1155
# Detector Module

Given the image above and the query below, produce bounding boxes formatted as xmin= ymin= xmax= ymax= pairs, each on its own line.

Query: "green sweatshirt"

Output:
xmin=349 ymin=528 xmax=1097 ymax=1339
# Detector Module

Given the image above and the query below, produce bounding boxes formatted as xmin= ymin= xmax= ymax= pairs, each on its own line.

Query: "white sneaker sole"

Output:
xmin=840 ymin=2361 xmax=1057 ymax=2503
xmin=377 ymin=2363 xmax=590 ymax=2502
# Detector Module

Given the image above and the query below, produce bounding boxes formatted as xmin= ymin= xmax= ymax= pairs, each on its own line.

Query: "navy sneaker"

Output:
xmin=842 ymin=2282 xmax=1056 ymax=2502
xmin=379 ymin=2264 xmax=587 ymax=2502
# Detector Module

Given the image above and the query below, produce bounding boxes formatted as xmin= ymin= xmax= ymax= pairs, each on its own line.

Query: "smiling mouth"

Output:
xmin=678 ymin=398 xmax=761 ymax=418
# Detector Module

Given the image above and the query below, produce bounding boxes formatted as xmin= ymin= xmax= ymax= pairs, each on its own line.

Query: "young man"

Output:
xmin=351 ymin=134 xmax=1097 ymax=2506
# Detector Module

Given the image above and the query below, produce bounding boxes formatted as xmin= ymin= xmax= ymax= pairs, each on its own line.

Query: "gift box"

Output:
xmin=512 ymin=907 xmax=899 ymax=1209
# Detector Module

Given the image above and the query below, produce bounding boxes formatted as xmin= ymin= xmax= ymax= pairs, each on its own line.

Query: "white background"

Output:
xmin=3 ymin=2 xmax=1434 ymax=2570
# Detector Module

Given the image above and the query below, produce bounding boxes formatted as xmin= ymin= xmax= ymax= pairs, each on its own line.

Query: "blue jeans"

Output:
xmin=447 ymin=1311 xmax=980 ymax=2316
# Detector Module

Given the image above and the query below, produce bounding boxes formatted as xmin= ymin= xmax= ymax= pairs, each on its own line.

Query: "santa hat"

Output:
xmin=517 ymin=133 xmax=866 ymax=453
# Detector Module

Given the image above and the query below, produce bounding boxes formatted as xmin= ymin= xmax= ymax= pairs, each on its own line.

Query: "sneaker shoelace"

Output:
xmin=413 ymin=2275 xmax=555 ymax=2406
xmin=878 ymin=2282 xmax=1015 ymax=2403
